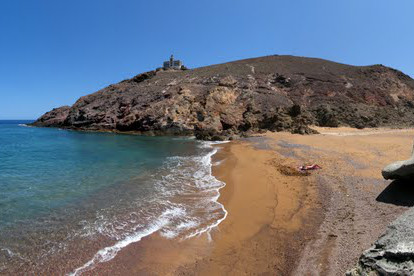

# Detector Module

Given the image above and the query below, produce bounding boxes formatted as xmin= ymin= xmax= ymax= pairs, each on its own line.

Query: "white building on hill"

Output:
xmin=163 ymin=55 xmax=183 ymax=70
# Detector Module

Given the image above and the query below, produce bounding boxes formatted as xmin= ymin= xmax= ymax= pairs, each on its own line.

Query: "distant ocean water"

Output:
xmin=0 ymin=120 xmax=227 ymax=275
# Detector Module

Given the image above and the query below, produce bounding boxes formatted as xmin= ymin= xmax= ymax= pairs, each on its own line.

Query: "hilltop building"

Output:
xmin=163 ymin=55 xmax=183 ymax=70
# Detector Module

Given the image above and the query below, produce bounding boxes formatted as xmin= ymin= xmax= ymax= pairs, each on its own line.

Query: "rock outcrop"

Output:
xmin=34 ymin=106 xmax=71 ymax=127
xmin=32 ymin=55 xmax=414 ymax=140
xmin=382 ymin=142 xmax=414 ymax=180
xmin=348 ymin=208 xmax=414 ymax=275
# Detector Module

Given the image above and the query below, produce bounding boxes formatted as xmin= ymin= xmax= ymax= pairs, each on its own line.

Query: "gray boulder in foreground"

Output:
xmin=382 ymin=143 xmax=414 ymax=180
xmin=348 ymin=208 xmax=414 ymax=276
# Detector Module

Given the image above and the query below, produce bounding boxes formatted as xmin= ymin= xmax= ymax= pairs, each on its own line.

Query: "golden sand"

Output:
xmin=92 ymin=127 xmax=414 ymax=275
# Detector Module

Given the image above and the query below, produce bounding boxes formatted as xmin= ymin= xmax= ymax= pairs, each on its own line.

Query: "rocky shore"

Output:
xmin=32 ymin=55 xmax=414 ymax=140
xmin=349 ymin=207 xmax=414 ymax=275
xmin=348 ymin=140 xmax=414 ymax=275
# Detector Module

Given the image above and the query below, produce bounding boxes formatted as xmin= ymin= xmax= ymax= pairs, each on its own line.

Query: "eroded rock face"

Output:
xmin=382 ymin=143 xmax=414 ymax=180
xmin=348 ymin=208 xmax=414 ymax=275
xmin=32 ymin=55 xmax=414 ymax=140
xmin=32 ymin=106 xmax=70 ymax=127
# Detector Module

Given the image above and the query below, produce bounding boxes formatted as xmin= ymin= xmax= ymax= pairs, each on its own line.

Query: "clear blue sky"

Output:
xmin=1 ymin=0 xmax=413 ymax=119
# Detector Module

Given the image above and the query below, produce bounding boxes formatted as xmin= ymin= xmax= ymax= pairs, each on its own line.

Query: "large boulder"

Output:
xmin=382 ymin=142 xmax=414 ymax=180
xmin=348 ymin=208 xmax=414 ymax=275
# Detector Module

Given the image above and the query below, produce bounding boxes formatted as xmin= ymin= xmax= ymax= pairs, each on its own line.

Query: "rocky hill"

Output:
xmin=32 ymin=55 xmax=414 ymax=140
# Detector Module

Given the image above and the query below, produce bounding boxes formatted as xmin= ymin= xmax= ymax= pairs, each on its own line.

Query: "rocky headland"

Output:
xmin=32 ymin=55 xmax=414 ymax=140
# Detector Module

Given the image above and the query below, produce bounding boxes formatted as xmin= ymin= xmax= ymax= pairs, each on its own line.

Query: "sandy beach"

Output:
xmin=91 ymin=127 xmax=414 ymax=275
xmin=4 ymin=1 xmax=414 ymax=274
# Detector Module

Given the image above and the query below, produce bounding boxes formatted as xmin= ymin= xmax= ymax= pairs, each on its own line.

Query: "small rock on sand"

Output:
xmin=382 ymin=141 xmax=414 ymax=180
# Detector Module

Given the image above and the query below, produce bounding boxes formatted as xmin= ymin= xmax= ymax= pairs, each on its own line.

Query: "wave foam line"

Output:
xmin=69 ymin=140 xmax=229 ymax=275
xmin=0 ymin=247 xmax=30 ymax=262
xmin=184 ymin=141 xmax=228 ymax=240
xmin=18 ymin=124 xmax=32 ymax=127
xmin=68 ymin=214 xmax=170 ymax=276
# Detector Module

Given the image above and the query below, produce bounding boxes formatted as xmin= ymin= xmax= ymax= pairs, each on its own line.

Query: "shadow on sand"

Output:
xmin=376 ymin=180 xmax=414 ymax=207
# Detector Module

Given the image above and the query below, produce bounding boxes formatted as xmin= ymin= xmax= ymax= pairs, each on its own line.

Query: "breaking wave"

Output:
xmin=69 ymin=141 xmax=228 ymax=275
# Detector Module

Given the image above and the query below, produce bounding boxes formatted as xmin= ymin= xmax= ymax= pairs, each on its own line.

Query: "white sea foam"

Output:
xmin=18 ymin=124 xmax=32 ymax=127
xmin=69 ymin=207 xmax=181 ymax=276
xmin=0 ymin=247 xmax=14 ymax=257
xmin=160 ymin=218 xmax=200 ymax=239
xmin=175 ymin=141 xmax=229 ymax=239
xmin=0 ymin=247 xmax=29 ymax=262
xmin=213 ymin=159 xmax=225 ymax=166
xmin=69 ymin=140 xmax=229 ymax=275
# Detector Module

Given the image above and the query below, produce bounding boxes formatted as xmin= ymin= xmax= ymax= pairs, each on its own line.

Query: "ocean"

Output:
xmin=0 ymin=120 xmax=227 ymax=274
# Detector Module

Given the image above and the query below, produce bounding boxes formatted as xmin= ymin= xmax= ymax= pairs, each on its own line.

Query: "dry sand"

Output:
xmin=92 ymin=127 xmax=414 ymax=275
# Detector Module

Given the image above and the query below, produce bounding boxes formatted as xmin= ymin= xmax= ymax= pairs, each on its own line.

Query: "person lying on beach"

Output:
xmin=298 ymin=164 xmax=322 ymax=171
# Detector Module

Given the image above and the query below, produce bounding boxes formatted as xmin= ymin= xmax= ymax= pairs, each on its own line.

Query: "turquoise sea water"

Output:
xmin=0 ymin=121 xmax=226 ymax=274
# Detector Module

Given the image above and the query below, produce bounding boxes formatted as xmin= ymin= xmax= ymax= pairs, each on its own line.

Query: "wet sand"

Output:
xmin=174 ymin=140 xmax=321 ymax=275
xmin=92 ymin=127 xmax=414 ymax=275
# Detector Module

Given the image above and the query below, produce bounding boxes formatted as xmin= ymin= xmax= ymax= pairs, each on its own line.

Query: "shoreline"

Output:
xmin=176 ymin=139 xmax=323 ymax=275
xmin=64 ymin=140 xmax=229 ymax=275
xmin=89 ymin=137 xmax=322 ymax=275
xmin=79 ymin=127 xmax=413 ymax=275
xmin=3 ymin=135 xmax=231 ymax=275
xmin=72 ymin=140 xmax=229 ymax=275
